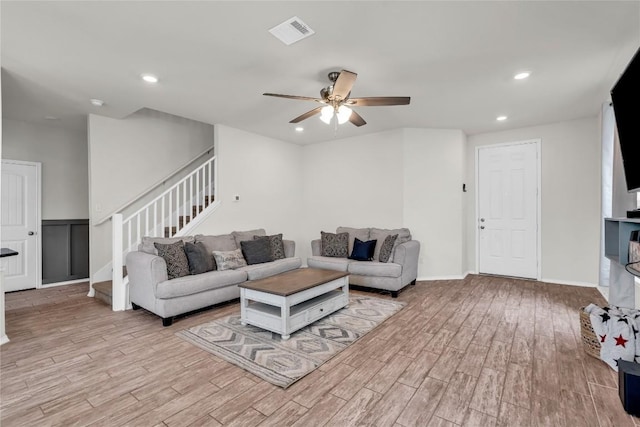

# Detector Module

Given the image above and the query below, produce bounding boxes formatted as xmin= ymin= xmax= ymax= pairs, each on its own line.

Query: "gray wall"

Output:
xmin=2 ymin=118 xmax=89 ymax=219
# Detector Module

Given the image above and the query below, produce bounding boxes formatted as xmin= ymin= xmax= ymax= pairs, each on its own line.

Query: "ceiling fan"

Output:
xmin=263 ymin=70 xmax=410 ymax=127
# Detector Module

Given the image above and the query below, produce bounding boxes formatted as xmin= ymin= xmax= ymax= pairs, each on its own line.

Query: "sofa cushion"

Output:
xmin=378 ymin=234 xmax=398 ymax=263
xmin=337 ymin=227 xmax=370 ymax=255
xmin=321 ymin=231 xmax=349 ymax=258
xmin=238 ymin=257 xmax=302 ymax=281
xmin=255 ymin=234 xmax=286 ymax=260
xmin=212 ymin=249 xmax=248 ymax=271
xmin=370 ymin=228 xmax=411 ymax=261
xmin=155 ymin=269 xmax=248 ymax=299
xmin=348 ymin=261 xmax=402 ymax=278
xmin=232 ymin=229 xmax=266 ymax=246
xmin=240 ymin=238 xmax=273 ymax=265
xmin=154 ymin=241 xmax=190 ymax=280
xmin=184 ymin=241 xmax=215 ymax=274
xmin=194 ymin=234 xmax=237 ymax=253
xmin=349 ymin=238 xmax=377 ymax=261
xmin=307 ymin=256 xmax=351 ymax=272
xmin=140 ymin=236 xmax=194 ymax=255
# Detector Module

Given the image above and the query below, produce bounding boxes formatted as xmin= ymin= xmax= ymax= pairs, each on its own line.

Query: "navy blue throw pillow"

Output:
xmin=348 ymin=238 xmax=377 ymax=261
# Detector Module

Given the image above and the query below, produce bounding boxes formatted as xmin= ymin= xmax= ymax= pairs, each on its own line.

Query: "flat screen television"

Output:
xmin=611 ymin=46 xmax=640 ymax=192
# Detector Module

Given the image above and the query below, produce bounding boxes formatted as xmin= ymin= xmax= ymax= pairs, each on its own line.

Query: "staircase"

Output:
xmin=92 ymin=155 xmax=219 ymax=311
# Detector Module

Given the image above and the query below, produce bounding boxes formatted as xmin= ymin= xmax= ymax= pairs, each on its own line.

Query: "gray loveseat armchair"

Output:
xmin=126 ymin=229 xmax=301 ymax=326
xmin=307 ymin=226 xmax=420 ymax=297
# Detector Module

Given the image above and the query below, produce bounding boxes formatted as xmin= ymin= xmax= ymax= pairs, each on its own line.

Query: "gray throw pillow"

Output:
xmin=154 ymin=241 xmax=190 ymax=280
xmin=184 ymin=241 xmax=215 ymax=274
xmin=241 ymin=238 xmax=273 ymax=265
xmin=254 ymin=234 xmax=285 ymax=260
xmin=212 ymin=249 xmax=247 ymax=271
xmin=379 ymin=234 xmax=398 ymax=263
xmin=320 ymin=231 xmax=349 ymax=258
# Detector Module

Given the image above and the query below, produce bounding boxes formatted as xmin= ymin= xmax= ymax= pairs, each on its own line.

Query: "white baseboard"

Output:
xmin=418 ymin=274 xmax=468 ymax=281
xmin=0 ymin=335 xmax=9 ymax=346
xmin=597 ymin=286 xmax=609 ymax=302
xmin=41 ymin=278 xmax=89 ymax=288
xmin=539 ymin=277 xmax=598 ymax=288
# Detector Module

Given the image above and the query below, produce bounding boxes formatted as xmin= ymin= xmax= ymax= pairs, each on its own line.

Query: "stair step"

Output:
xmin=164 ymin=226 xmax=178 ymax=238
xmin=93 ymin=281 xmax=112 ymax=306
xmin=164 ymin=198 xmax=217 ymax=237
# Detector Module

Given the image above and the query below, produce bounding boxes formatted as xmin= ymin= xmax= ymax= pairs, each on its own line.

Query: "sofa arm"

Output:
xmin=394 ymin=240 xmax=420 ymax=282
xmin=283 ymin=240 xmax=296 ymax=258
xmin=311 ymin=239 xmax=321 ymax=256
xmin=126 ymin=251 xmax=168 ymax=304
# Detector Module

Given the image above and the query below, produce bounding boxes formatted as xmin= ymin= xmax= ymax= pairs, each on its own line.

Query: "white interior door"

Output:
xmin=1 ymin=161 xmax=40 ymax=292
xmin=478 ymin=141 xmax=538 ymax=279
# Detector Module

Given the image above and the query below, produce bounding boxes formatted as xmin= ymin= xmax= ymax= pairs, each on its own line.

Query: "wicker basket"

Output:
xmin=579 ymin=306 xmax=601 ymax=359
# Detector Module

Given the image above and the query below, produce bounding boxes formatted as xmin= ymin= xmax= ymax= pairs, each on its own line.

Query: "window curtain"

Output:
xmin=600 ymin=103 xmax=615 ymax=287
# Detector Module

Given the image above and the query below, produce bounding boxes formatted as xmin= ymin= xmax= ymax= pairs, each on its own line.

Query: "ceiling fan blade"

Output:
xmin=332 ymin=70 xmax=357 ymax=101
xmin=289 ymin=106 xmax=324 ymax=123
xmin=263 ymin=93 xmax=323 ymax=102
xmin=349 ymin=110 xmax=367 ymax=127
xmin=348 ymin=97 xmax=411 ymax=106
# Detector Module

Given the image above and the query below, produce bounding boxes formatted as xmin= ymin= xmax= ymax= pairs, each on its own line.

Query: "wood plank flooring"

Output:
xmin=2 ymin=275 xmax=639 ymax=426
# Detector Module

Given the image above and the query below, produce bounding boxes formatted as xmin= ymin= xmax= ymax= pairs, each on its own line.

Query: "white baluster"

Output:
xmin=112 ymin=214 xmax=125 ymax=311
xmin=161 ymin=196 xmax=166 ymax=237
xmin=195 ymin=170 xmax=200 ymax=218
xmin=189 ymin=175 xmax=193 ymax=222
xmin=208 ymin=159 xmax=212 ymax=202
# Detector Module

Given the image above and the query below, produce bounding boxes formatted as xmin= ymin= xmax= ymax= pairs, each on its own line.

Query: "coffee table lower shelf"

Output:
xmin=240 ymin=274 xmax=349 ymax=339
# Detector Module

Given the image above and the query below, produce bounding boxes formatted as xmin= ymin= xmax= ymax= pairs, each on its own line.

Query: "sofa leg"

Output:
xmin=131 ymin=302 xmax=141 ymax=310
xmin=391 ymin=291 xmax=399 ymax=298
xmin=162 ymin=317 xmax=174 ymax=327
xmin=411 ymin=279 xmax=416 ymax=286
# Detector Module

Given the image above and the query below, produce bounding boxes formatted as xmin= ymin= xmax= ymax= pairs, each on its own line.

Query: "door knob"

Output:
xmin=480 ymin=218 xmax=485 ymax=222
xmin=28 ymin=231 xmax=35 ymax=236
xmin=480 ymin=226 xmax=485 ymax=230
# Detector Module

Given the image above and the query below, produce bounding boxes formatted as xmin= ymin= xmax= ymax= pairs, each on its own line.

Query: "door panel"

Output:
xmin=1 ymin=162 xmax=38 ymax=291
xmin=478 ymin=142 xmax=538 ymax=279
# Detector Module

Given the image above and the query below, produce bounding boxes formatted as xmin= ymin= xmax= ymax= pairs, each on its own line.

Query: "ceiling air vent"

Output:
xmin=269 ymin=16 xmax=315 ymax=46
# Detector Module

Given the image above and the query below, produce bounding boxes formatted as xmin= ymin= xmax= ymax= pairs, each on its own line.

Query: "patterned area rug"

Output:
xmin=176 ymin=295 xmax=406 ymax=388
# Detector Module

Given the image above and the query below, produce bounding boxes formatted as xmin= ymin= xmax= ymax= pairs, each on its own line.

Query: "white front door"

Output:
xmin=1 ymin=161 xmax=40 ymax=292
xmin=478 ymin=141 xmax=538 ymax=279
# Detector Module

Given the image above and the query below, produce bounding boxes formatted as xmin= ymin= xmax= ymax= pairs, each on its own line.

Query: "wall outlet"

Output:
xmin=233 ymin=195 xmax=240 ymax=202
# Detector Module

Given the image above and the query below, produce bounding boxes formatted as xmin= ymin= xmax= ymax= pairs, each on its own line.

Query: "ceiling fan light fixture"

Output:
xmin=320 ymin=105 xmax=333 ymax=124
xmin=337 ymin=105 xmax=352 ymax=124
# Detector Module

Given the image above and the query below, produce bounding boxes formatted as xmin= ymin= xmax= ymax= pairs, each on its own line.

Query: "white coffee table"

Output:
xmin=238 ymin=268 xmax=349 ymax=339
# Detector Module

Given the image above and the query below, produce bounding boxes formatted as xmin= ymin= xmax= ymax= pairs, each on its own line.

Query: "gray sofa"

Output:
xmin=126 ymin=229 xmax=301 ymax=326
xmin=307 ymin=227 xmax=420 ymax=298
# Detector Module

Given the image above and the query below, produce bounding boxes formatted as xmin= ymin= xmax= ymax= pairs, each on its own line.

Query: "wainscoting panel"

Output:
xmin=42 ymin=220 xmax=89 ymax=284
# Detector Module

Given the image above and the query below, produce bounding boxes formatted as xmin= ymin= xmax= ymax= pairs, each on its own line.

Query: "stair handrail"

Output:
xmin=122 ymin=155 xmax=215 ymax=224
xmin=94 ymin=146 xmax=214 ymax=225
xmin=109 ymin=154 xmax=217 ymax=311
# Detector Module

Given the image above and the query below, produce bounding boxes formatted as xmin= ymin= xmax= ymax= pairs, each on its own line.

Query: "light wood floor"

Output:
xmin=2 ymin=276 xmax=639 ymax=426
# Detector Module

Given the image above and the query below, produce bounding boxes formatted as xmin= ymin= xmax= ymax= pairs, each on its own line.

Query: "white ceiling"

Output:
xmin=2 ymin=1 xmax=639 ymax=145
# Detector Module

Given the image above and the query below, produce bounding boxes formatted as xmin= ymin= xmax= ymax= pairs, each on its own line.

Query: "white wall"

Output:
xmin=193 ymin=125 xmax=304 ymax=252
xmin=300 ymin=128 xmax=467 ymax=279
xmin=2 ymin=118 xmax=88 ymax=219
xmin=466 ymin=117 xmax=601 ymax=286
xmin=301 ymin=129 xmax=405 ymax=265
xmin=88 ymin=109 xmax=214 ymax=278
xmin=403 ymin=128 xmax=467 ymax=279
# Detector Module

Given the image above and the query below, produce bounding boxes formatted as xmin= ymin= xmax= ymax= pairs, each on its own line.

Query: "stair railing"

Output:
xmin=111 ymin=155 xmax=217 ymax=311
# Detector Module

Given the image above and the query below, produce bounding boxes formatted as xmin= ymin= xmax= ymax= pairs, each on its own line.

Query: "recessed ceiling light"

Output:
xmin=141 ymin=74 xmax=159 ymax=83
xmin=90 ymin=98 xmax=104 ymax=107
xmin=295 ymin=127 xmax=304 ymax=132
xmin=514 ymin=72 xmax=530 ymax=80
xmin=496 ymin=115 xmax=508 ymax=121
